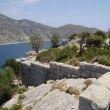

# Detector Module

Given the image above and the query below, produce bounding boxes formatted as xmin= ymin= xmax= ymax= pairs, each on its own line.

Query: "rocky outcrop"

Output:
xmin=79 ymin=72 xmax=110 ymax=110
xmin=3 ymin=72 xmax=110 ymax=110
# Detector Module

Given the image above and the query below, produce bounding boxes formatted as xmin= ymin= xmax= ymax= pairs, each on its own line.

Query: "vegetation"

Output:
xmin=36 ymin=46 xmax=78 ymax=63
xmin=36 ymin=30 xmax=110 ymax=66
xmin=0 ymin=67 xmax=16 ymax=105
xmin=30 ymin=36 xmax=44 ymax=53
xmin=0 ymin=104 xmax=22 ymax=110
xmin=66 ymin=87 xmax=80 ymax=95
xmin=2 ymin=59 xmax=20 ymax=76
xmin=69 ymin=33 xmax=77 ymax=41
xmin=51 ymin=34 xmax=60 ymax=48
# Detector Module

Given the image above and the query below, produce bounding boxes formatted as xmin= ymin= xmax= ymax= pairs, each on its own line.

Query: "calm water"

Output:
xmin=0 ymin=41 xmax=51 ymax=66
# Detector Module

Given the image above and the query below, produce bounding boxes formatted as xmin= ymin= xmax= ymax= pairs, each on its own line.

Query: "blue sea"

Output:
xmin=0 ymin=41 xmax=51 ymax=66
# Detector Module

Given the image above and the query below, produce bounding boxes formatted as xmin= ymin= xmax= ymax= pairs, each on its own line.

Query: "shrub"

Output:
xmin=0 ymin=67 xmax=16 ymax=105
xmin=66 ymin=87 xmax=80 ymax=96
xmin=17 ymin=87 xmax=28 ymax=94
xmin=84 ymin=79 xmax=93 ymax=87
xmin=0 ymin=104 xmax=22 ymax=110
xmin=56 ymin=46 xmax=78 ymax=62
xmin=65 ymin=57 xmax=80 ymax=66
xmin=36 ymin=48 xmax=61 ymax=63
xmin=2 ymin=59 xmax=20 ymax=76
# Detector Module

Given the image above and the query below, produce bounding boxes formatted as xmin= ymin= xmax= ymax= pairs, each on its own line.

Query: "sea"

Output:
xmin=0 ymin=41 xmax=51 ymax=66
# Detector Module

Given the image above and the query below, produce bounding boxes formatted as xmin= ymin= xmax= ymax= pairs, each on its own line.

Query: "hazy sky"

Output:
xmin=0 ymin=0 xmax=110 ymax=30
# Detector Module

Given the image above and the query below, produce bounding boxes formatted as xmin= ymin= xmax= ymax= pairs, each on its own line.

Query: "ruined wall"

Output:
xmin=20 ymin=60 xmax=110 ymax=86
xmin=20 ymin=61 xmax=50 ymax=86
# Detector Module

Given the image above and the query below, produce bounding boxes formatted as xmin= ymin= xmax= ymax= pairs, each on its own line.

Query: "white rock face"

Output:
xmin=3 ymin=94 xmax=20 ymax=109
xmin=32 ymin=89 xmax=77 ymax=110
xmin=79 ymin=84 xmax=110 ymax=110
xmin=96 ymin=72 xmax=110 ymax=90
xmin=22 ymin=84 xmax=52 ymax=110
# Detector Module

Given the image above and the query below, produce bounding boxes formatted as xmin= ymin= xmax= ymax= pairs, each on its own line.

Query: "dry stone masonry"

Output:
xmin=20 ymin=59 xmax=110 ymax=86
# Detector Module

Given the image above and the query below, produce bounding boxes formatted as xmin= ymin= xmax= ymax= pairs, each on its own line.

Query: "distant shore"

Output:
xmin=0 ymin=42 xmax=30 ymax=46
xmin=0 ymin=39 xmax=51 ymax=46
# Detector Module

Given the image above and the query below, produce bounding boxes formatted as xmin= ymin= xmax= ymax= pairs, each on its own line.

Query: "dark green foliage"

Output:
xmin=36 ymin=48 xmax=61 ymax=62
xmin=30 ymin=36 xmax=44 ymax=53
xmin=86 ymin=35 xmax=107 ymax=47
xmin=2 ymin=59 xmax=20 ymax=76
xmin=94 ymin=30 xmax=107 ymax=40
xmin=0 ymin=104 xmax=22 ymax=110
xmin=80 ymin=47 xmax=110 ymax=65
xmin=0 ymin=67 xmax=16 ymax=105
xmin=51 ymin=34 xmax=60 ymax=48
xmin=68 ymin=33 xmax=77 ymax=41
xmin=56 ymin=46 xmax=78 ymax=62
xmin=36 ymin=46 xmax=78 ymax=63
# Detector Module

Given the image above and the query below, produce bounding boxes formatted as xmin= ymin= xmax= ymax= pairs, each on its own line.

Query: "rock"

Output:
xmin=96 ymin=72 xmax=110 ymax=90
xmin=3 ymin=94 xmax=20 ymax=109
xmin=32 ymin=89 xmax=77 ymax=110
xmin=79 ymin=84 xmax=110 ymax=110
xmin=22 ymin=84 xmax=52 ymax=109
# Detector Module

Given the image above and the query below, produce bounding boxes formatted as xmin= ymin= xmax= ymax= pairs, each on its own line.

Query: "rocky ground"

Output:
xmin=3 ymin=78 xmax=96 ymax=110
xmin=3 ymin=72 xmax=110 ymax=110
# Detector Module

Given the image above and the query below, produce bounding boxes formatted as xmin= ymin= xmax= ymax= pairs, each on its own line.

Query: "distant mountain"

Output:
xmin=0 ymin=14 xmax=99 ymax=44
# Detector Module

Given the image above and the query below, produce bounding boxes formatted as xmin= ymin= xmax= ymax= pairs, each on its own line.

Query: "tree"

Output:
xmin=68 ymin=33 xmax=77 ymax=41
xmin=0 ymin=67 xmax=16 ymax=105
xmin=94 ymin=30 xmax=107 ymax=40
xmin=2 ymin=59 xmax=20 ymax=76
xmin=30 ymin=36 xmax=44 ymax=53
xmin=51 ymin=34 xmax=60 ymax=48
xmin=78 ymin=32 xmax=90 ymax=55
xmin=86 ymin=31 xmax=107 ymax=47
xmin=107 ymin=29 xmax=110 ymax=45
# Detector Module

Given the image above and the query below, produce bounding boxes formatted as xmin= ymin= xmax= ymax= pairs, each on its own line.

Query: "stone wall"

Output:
xmin=20 ymin=61 xmax=50 ymax=86
xmin=20 ymin=60 xmax=110 ymax=86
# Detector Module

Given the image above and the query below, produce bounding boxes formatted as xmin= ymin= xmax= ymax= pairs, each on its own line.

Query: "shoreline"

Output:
xmin=0 ymin=42 xmax=30 ymax=46
xmin=0 ymin=39 xmax=51 ymax=46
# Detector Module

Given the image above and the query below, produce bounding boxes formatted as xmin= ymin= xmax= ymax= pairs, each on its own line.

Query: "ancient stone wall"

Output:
xmin=20 ymin=60 xmax=110 ymax=86
xmin=20 ymin=61 xmax=50 ymax=86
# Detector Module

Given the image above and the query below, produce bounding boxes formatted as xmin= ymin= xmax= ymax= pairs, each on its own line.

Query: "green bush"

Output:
xmin=0 ymin=67 xmax=16 ymax=105
xmin=2 ymin=59 xmax=20 ymax=76
xmin=36 ymin=46 xmax=78 ymax=63
xmin=0 ymin=104 xmax=22 ymax=110
xmin=36 ymin=48 xmax=61 ymax=63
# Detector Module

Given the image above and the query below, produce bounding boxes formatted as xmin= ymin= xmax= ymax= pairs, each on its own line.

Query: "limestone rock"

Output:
xmin=22 ymin=84 xmax=52 ymax=110
xmin=3 ymin=94 xmax=20 ymax=109
xmin=96 ymin=72 xmax=110 ymax=90
xmin=32 ymin=89 xmax=77 ymax=110
xmin=79 ymin=84 xmax=110 ymax=110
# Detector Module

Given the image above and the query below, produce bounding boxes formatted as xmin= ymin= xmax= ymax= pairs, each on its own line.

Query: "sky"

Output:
xmin=0 ymin=0 xmax=110 ymax=31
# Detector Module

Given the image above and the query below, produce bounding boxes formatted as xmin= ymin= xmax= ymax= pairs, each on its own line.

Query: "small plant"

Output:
xmin=17 ymin=87 xmax=28 ymax=94
xmin=66 ymin=87 xmax=80 ymax=96
xmin=19 ymin=94 xmax=26 ymax=100
xmin=84 ymin=79 xmax=93 ymax=87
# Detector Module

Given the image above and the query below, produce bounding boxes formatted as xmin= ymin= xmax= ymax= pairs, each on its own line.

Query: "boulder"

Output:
xmin=22 ymin=84 xmax=52 ymax=110
xmin=79 ymin=84 xmax=110 ymax=110
xmin=32 ymin=89 xmax=77 ymax=110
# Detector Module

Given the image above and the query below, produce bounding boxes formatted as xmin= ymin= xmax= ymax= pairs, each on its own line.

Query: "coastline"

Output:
xmin=0 ymin=39 xmax=50 ymax=46
xmin=0 ymin=41 xmax=30 ymax=46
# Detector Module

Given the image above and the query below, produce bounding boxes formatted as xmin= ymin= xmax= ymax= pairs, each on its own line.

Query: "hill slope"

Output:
xmin=0 ymin=14 xmax=99 ymax=44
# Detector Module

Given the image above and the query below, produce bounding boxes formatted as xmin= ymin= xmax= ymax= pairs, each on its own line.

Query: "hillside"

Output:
xmin=0 ymin=14 xmax=99 ymax=44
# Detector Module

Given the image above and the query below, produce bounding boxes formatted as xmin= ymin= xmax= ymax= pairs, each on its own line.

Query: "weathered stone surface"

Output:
xmin=96 ymin=72 xmax=110 ymax=90
xmin=3 ymin=94 xmax=20 ymax=109
xmin=32 ymin=89 xmax=77 ymax=110
xmin=22 ymin=84 xmax=52 ymax=109
xmin=79 ymin=84 xmax=110 ymax=110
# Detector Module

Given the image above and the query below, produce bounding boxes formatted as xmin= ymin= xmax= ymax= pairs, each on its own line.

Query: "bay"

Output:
xmin=0 ymin=41 xmax=51 ymax=66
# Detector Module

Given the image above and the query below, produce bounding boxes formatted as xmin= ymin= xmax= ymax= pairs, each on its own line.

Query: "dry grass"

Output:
xmin=66 ymin=87 xmax=80 ymax=96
